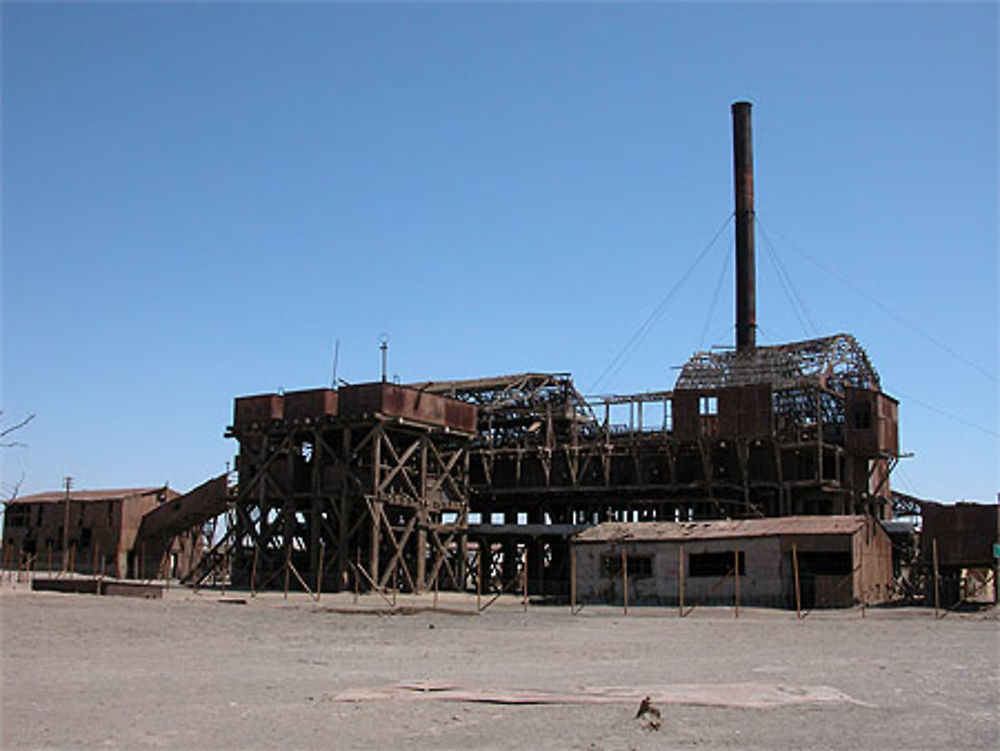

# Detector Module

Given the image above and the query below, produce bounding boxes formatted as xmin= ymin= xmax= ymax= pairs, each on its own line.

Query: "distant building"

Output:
xmin=572 ymin=515 xmax=892 ymax=609
xmin=919 ymin=501 xmax=999 ymax=605
xmin=2 ymin=486 xmax=187 ymax=578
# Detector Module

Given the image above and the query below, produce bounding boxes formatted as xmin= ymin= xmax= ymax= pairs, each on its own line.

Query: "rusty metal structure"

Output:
xmin=185 ymin=383 xmax=478 ymax=593
xmin=188 ymin=101 xmax=902 ymax=597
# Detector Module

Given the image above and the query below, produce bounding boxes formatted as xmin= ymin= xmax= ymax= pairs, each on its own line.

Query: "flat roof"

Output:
xmin=9 ymin=487 xmax=170 ymax=505
xmin=573 ymin=516 xmax=870 ymax=544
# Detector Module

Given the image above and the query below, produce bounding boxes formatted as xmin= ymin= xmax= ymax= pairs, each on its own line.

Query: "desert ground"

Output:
xmin=1 ymin=579 xmax=997 ymax=750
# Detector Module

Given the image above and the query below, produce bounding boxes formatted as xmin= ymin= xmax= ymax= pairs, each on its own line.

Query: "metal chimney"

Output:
xmin=732 ymin=101 xmax=756 ymax=352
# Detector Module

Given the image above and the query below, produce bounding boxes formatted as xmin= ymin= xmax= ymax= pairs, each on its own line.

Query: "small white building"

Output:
xmin=571 ymin=516 xmax=893 ymax=609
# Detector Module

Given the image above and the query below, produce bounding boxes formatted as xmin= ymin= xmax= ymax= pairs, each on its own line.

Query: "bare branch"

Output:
xmin=0 ymin=412 xmax=35 ymax=448
xmin=1 ymin=472 xmax=26 ymax=504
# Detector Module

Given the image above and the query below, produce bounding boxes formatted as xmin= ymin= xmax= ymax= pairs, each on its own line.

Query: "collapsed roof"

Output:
xmin=674 ymin=334 xmax=881 ymax=393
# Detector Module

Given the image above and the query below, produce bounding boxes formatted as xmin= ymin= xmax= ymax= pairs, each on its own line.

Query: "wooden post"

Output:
xmin=678 ymin=547 xmax=685 ymax=617
xmin=61 ymin=477 xmax=72 ymax=572
xmin=69 ymin=543 xmax=76 ymax=577
xmin=392 ymin=560 xmax=398 ymax=607
xmin=47 ymin=543 xmax=53 ymax=576
xmin=734 ymin=549 xmax=740 ymax=618
xmin=932 ymin=537 xmax=940 ymax=619
xmin=859 ymin=549 xmax=865 ymax=618
xmin=476 ymin=546 xmax=483 ymax=611
xmin=93 ymin=544 xmax=99 ymax=580
xmin=792 ymin=543 xmax=802 ymax=619
xmin=316 ymin=543 xmax=325 ymax=602
xmin=522 ymin=547 xmax=529 ymax=613
xmin=250 ymin=544 xmax=259 ymax=597
xmin=354 ymin=548 xmax=360 ymax=604
xmin=621 ymin=548 xmax=628 ymax=616
xmin=433 ymin=563 xmax=439 ymax=610
xmin=570 ymin=546 xmax=577 ymax=614
xmin=284 ymin=543 xmax=291 ymax=600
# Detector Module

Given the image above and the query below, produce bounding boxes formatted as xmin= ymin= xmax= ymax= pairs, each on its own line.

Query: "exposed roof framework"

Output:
xmin=674 ymin=334 xmax=881 ymax=393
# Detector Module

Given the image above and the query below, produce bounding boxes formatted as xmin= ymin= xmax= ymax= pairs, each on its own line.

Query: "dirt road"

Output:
xmin=2 ymin=585 xmax=997 ymax=750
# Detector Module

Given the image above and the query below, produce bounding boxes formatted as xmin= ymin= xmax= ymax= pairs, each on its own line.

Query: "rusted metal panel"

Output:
xmin=136 ymin=474 xmax=228 ymax=543
xmin=921 ymin=502 xmax=1000 ymax=568
xmin=716 ymin=386 xmax=772 ymax=436
xmin=574 ymin=516 xmax=868 ymax=543
xmin=233 ymin=393 xmax=284 ymax=427
xmin=283 ymin=389 xmax=338 ymax=422
xmin=845 ymin=388 xmax=899 ymax=456
xmin=444 ymin=399 xmax=478 ymax=433
xmin=338 ymin=383 xmax=477 ymax=432
xmin=740 ymin=384 xmax=773 ymax=436
xmin=671 ymin=391 xmax=700 ymax=438
xmin=718 ymin=388 xmax=741 ymax=435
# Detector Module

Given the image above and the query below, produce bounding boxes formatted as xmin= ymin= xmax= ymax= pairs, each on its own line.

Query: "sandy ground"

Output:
xmin=1 ymin=579 xmax=998 ymax=750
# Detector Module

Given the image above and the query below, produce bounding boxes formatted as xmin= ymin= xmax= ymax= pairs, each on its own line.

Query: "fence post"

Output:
xmin=570 ymin=546 xmax=577 ymax=614
xmin=392 ymin=560 xmax=398 ymax=607
xmin=284 ymin=543 xmax=291 ymax=600
xmin=621 ymin=548 xmax=628 ymax=616
xmin=678 ymin=547 xmax=685 ymax=617
xmin=792 ymin=543 xmax=802 ymax=619
xmin=476 ymin=546 xmax=483 ymax=612
xmin=522 ymin=547 xmax=529 ymax=613
xmin=932 ymin=538 xmax=940 ymax=619
xmin=316 ymin=543 xmax=325 ymax=603
xmin=734 ymin=549 xmax=740 ymax=618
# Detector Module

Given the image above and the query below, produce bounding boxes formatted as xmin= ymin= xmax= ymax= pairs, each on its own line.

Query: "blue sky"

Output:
xmin=2 ymin=2 xmax=997 ymax=503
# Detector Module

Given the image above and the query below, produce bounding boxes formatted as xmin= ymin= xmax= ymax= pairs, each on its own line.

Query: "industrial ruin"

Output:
xmin=3 ymin=102 xmax=996 ymax=609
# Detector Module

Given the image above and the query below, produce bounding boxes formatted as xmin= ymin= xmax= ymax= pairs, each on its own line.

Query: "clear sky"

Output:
xmin=2 ymin=2 xmax=997 ymax=504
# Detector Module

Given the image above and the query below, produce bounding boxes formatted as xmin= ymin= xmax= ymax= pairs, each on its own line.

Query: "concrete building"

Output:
xmin=2 ymin=486 xmax=181 ymax=578
xmin=572 ymin=516 xmax=892 ymax=609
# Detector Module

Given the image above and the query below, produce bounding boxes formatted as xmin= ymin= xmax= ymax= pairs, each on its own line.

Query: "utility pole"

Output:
xmin=61 ymin=477 xmax=72 ymax=572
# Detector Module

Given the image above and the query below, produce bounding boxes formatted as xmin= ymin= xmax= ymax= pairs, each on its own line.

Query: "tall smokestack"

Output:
xmin=732 ymin=101 xmax=756 ymax=352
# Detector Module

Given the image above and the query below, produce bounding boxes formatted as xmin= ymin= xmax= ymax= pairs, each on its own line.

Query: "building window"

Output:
xmin=6 ymin=506 xmax=27 ymax=527
xmin=602 ymin=553 xmax=654 ymax=578
xmin=688 ymin=551 xmax=745 ymax=577
xmin=80 ymin=528 xmax=92 ymax=549
xmin=797 ymin=551 xmax=852 ymax=576
xmin=852 ymin=404 xmax=872 ymax=430
xmin=699 ymin=396 xmax=718 ymax=416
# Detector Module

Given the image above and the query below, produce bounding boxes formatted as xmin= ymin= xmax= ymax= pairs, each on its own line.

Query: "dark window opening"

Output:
xmin=602 ymin=553 xmax=654 ymax=578
xmin=797 ymin=551 xmax=852 ymax=576
xmin=80 ymin=528 xmax=92 ymax=549
xmin=689 ymin=550 xmax=745 ymax=577
xmin=852 ymin=404 xmax=872 ymax=430
xmin=6 ymin=507 xmax=27 ymax=527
